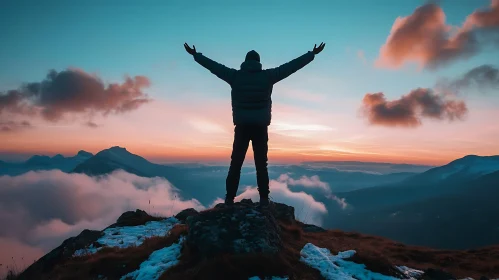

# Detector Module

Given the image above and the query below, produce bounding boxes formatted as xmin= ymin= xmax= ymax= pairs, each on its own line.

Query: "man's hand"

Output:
xmin=312 ymin=42 xmax=326 ymax=55
xmin=184 ymin=43 xmax=197 ymax=56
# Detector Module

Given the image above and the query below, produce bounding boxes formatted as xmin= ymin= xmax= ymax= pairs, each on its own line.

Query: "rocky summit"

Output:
xmin=14 ymin=200 xmax=499 ymax=280
xmin=186 ymin=199 xmax=286 ymax=257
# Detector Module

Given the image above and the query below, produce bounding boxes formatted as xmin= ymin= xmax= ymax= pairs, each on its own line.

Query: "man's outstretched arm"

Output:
xmin=267 ymin=42 xmax=326 ymax=84
xmin=184 ymin=43 xmax=236 ymax=85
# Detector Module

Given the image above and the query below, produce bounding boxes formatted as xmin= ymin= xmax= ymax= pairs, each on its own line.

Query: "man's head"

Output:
xmin=245 ymin=50 xmax=260 ymax=62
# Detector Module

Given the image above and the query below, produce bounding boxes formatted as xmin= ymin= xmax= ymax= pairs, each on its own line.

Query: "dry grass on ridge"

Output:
xmin=19 ymin=217 xmax=499 ymax=280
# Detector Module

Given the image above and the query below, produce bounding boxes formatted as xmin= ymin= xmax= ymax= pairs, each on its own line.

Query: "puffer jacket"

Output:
xmin=193 ymin=51 xmax=315 ymax=126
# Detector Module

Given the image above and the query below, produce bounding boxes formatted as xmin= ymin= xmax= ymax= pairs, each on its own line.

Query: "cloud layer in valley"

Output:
xmin=210 ymin=173 xmax=348 ymax=226
xmin=231 ymin=182 xmax=328 ymax=226
xmin=276 ymin=173 xmax=348 ymax=210
xmin=0 ymin=170 xmax=203 ymax=270
xmin=376 ymin=1 xmax=499 ymax=69
xmin=0 ymin=170 xmax=339 ymax=273
xmin=0 ymin=69 xmax=151 ymax=130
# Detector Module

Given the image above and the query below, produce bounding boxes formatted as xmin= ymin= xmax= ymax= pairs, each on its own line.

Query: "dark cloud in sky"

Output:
xmin=0 ymin=90 xmax=36 ymax=116
xmin=464 ymin=0 xmax=499 ymax=30
xmin=437 ymin=64 xmax=499 ymax=94
xmin=0 ymin=69 xmax=151 ymax=127
xmin=376 ymin=1 xmax=499 ymax=69
xmin=85 ymin=121 xmax=99 ymax=128
xmin=0 ymin=90 xmax=23 ymax=112
xmin=0 ymin=120 xmax=31 ymax=132
xmin=361 ymin=88 xmax=468 ymax=127
xmin=362 ymin=63 xmax=498 ymax=128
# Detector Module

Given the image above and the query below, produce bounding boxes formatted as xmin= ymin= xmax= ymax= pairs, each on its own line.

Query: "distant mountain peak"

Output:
xmin=450 ymin=154 xmax=499 ymax=166
xmin=462 ymin=154 xmax=479 ymax=158
xmin=52 ymin=154 xmax=65 ymax=160
xmin=76 ymin=150 xmax=93 ymax=157
xmin=25 ymin=155 xmax=51 ymax=165
xmin=454 ymin=154 xmax=480 ymax=163
xmin=97 ymin=146 xmax=132 ymax=158
xmin=457 ymin=154 xmax=498 ymax=161
xmin=408 ymin=154 xmax=499 ymax=184
xmin=72 ymin=146 xmax=179 ymax=177
xmin=109 ymin=146 xmax=127 ymax=151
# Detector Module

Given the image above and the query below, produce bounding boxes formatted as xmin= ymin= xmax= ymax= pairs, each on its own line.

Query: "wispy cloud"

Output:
xmin=277 ymin=173 xmax=329 ymax=191
xmin=317 ymin=145 xmax=382 ymax=155
xmin=0 ymin=120 xmax=31 ymax=132
xmin=209 ymin=173 xmax=342 ymax=224
xmin=187 ymin=118 xmax=228 ymax=134
xmin=269 ymin=121 xmax=335 ymax=138
xmin=276 ymin=173 xmax=349 ymax=210
xmin=357 ymin=50 xmax=367 ymax=65
xmin=436 ymin=64 xmax=499 ymax=95
xmin=270 ymin=122 xmax=335 ymax=132
xmin=279 ymin=88 xmax=327 ymax=102
xmin=235 ymin=181 xmax=328 ymax=225
xmin=85 ymin=121 xmax=99 ymax=128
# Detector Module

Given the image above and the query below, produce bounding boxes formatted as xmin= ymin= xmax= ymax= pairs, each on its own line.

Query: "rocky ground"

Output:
xmin=14 ymin=200 xmax=499 ymax=280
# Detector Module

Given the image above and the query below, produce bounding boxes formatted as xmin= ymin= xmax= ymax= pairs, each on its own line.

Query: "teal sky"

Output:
xmin=1 ymin=0 xmax=491 ymax=96
xmin=1 ymin=0 xmax=498 ymax=165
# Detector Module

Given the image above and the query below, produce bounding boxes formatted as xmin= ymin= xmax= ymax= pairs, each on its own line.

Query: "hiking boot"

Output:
xmin=259 ymin=196 xmax=270 ymax=207
xmin=224 ymin=195 xmax=234 ymax=206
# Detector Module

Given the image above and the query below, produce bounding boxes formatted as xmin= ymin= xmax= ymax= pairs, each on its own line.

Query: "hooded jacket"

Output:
xmin=193 ymin=51 xmax=315 ymax=126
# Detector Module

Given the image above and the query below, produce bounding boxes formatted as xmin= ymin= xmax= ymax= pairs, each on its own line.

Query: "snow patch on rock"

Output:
xmin=74 ymin=217 xmax=179 ymax=256
xmin=120 ymin=236 xmax=185 ymax=280
xmin=396 ymin=266 xmax=424 ymax=279
xmin=300 ymin=243 xmax=423 ymax=280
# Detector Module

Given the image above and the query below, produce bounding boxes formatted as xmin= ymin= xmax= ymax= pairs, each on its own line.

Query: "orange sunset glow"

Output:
xmin=2 ymin=98 xmax=498 ymax=165
xmin=2 ymin=1 xmax=499 ymax=279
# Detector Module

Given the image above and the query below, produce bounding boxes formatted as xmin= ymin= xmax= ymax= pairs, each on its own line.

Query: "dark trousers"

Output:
xmin=226 ymin=124 xmax=269 ymax=199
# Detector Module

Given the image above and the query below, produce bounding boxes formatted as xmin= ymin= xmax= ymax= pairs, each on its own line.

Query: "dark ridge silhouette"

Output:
xmin=16 ymin=200 xmax=499 ymax=279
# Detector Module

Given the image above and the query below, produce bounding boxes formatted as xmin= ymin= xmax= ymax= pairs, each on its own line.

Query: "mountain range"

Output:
xmin=72 ymin=146 xmax=179 ymax=177
xmin=1 ymin=147 xmax=498 ymax=249
xmin=332 ymin=155 xmax=499 ymax=249
xmin=0 ymin=146 xmax=430 ymax=204
xmin=0 ymin=150 xmax=93 ymax=176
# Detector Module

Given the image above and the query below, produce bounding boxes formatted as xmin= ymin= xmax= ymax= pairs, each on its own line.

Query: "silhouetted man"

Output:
xmin=184 ymin=42 xmax=325 ymax=207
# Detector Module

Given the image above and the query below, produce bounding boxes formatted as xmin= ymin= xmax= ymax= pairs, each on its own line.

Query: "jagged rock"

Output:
xmin=186 ymin=199 xmax=283 ymax=257
xmin=112 ymin=209 xmax=152 ymax=227
xmin=302 ymin=224 xmax=326 ymax=233
xmin=240 ymin=198 xmax=254 ymax=205
xmin=175 ymin=208 xmax=199 ymax=223
xmin=18 ymin=229 xmax=103 ymax=280
xmin=419 ymin=268 xmax=457 ymax=280
xmin=213 ymin=199 xmax=295 ymax=222
xmin=272 ymin=202 xmax=295 ymax=222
